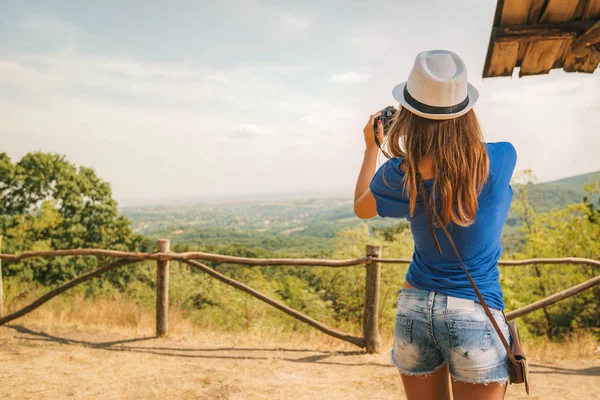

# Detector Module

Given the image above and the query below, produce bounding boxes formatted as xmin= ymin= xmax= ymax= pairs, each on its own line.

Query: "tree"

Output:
xmin=0 ymin=152 xmax=151 ymax=285
xmin=502 ymin=171 xmax=600 ymax=337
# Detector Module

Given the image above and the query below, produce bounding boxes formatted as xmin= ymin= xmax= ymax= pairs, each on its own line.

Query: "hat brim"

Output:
xmin=392 ymin=82 xmax=479 ymax=120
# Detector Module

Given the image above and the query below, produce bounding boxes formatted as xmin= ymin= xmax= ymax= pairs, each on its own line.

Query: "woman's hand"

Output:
xmin=363 ymin=111 xmax=384 ymax=151
xmin=354 ymin=111 xmax=384 ymax=219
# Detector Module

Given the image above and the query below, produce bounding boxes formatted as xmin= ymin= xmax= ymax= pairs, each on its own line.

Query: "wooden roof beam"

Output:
xmin=570 ymin=20 xmax=600 ymax=57
xmin=590 ymin=44 xmax=600 ymax=61
xmin=493 ymin=20 xmax=598 ymax=42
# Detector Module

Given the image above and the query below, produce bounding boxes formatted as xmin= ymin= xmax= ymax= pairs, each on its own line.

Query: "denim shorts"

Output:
xmin=391 ymin=287 xmax=512 ymax=385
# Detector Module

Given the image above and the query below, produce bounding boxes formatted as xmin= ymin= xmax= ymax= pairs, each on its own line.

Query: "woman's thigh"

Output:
xmin=452 ymin=379 xmax=507 ymax=400
xmin=401 ymin=364 xmax=451 ymax=400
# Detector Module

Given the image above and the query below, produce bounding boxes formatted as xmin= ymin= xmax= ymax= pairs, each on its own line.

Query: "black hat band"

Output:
xmin=404 ymin=86 xmax=469 ymax=115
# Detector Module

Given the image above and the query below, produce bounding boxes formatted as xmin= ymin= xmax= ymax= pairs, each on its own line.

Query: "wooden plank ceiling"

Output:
xmin=483 ymin=0 xmax=600 ymax=77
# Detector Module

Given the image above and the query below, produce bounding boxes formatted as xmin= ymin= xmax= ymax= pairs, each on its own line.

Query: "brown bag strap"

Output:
xmin=418 ymin=174 xmax=442 ymax=255
xmin=417 ymin=173 xmax=518 ymax=365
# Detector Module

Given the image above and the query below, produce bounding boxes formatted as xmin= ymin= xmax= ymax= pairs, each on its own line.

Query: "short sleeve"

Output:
xmin=487 ymin=142 xmax=517 ymax=189
xmin=369 ymin=158 xmax=411 ymax=218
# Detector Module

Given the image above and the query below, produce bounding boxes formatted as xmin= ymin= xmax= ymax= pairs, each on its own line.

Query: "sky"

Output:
xmin=1 ymin=0 xmax=599 ymax=206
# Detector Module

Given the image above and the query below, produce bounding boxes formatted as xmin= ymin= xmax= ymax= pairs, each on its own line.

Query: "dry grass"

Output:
xmin=1 ymin=295 xmax=598 ymax=399
xmin=523 ymin=330 xmax=600 ymax=361
xmin=7 ymin=294 xmax=598 ymax=360
xmin=5 ymin=294 xmax=365 ymax=351
xmin=8 ymin=295 xmax=198 ymax=339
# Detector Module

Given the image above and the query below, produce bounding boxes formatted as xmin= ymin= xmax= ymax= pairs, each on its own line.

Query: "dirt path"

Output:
xmin=0 ymin=325 xmax=598 ymax=400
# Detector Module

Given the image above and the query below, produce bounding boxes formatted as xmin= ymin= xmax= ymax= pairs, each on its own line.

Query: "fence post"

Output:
xmin=156 ymin=239 xmax=170 ymax=337
xmin=0 ymin=235 xmax=3 ymax=318
xmin=364 ymin=244 xmax=382 ymax=353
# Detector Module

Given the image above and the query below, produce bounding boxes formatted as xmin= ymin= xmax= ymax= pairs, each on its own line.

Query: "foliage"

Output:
xmin=502 ymin=171 xmax=600 ymax=338
xmin=1 ymin=153 xmax=598 ymax=341
xmin=0 ymin=152 xmax=152 ymax=286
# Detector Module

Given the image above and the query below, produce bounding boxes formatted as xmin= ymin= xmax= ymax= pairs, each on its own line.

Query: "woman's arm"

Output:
xmin=354 ymin=112 xmax=384 ymax=219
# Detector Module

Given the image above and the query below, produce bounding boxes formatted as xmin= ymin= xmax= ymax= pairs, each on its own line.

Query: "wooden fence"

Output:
xmin=0 ymin=236 xmax=599 ymax=353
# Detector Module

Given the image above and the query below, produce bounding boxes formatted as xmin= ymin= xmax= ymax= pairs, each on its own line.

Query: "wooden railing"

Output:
xmin=0 ymin=236 xmax=598 ymax=353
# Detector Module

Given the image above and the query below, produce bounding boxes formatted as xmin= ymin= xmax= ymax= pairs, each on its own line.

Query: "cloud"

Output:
xmin=280 ymin=14 xmax=311 ymax=36
xmin=480 ymin=75 xmax=599 ymax=110
xmin=204 ymin=70 xmax=230 ymax=86
xmin=351 ymin=32 xmax=392 ymax=53
xmin=101 ymin=60 xmax=212 ymax=80
xmin=300 ymin=115 xmax=316 ymax=126
xmin=98 ymin=59 xmax=312 ymax=91
xmin=231 ymin=124 xmax=274 ymax=136
xmin=330 ymin=71 xmax=370 ymax=83
xmin=335 ymin=112 xmax=354 ymax=120
xmin=3 ymin=6 xmax=599 ymax=205
xmin=0 ymin=49 xmax=317 ymax=112
xmin=100 ymin=61 xmax=234 ymax=86
xmin=214 ymin=3 xmax=312 ymax=40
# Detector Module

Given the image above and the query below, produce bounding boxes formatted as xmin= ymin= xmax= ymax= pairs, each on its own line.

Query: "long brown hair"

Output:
xmin=382 ymin=107 xmax=489 ymax=227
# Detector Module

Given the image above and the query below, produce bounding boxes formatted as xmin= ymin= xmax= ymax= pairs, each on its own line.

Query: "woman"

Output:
xmin=354 ymin=50 xmax=517 ymax=400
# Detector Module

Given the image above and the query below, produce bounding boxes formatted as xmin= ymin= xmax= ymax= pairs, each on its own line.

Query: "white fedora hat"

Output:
xmin=392 ymin=50 xmax=479 ymax=120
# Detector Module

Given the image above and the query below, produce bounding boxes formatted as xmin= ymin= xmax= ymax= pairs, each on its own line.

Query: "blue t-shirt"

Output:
xmin=370 ymin=142 xmax=517 ymax=310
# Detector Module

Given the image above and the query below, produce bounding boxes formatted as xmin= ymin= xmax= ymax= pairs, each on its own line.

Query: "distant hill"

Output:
xmin=540 ymin=171 xmax=600 ymax=193
xmin=512 ymin=170 xmax=600 ymax=214
xmin=122 ymin=197 xmax=400 ymax=254
xmin=501 ymin=170 xmax=599 ymax=254
xmin=122 ymin=170 xmax=599 ymax=254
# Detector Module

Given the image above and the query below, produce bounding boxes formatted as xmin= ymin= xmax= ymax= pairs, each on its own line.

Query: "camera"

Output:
xmin=373 ymin=106 xmax=397 ymax=148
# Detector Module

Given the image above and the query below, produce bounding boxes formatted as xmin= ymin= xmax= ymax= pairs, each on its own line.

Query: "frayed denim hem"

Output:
xmin=390 ymin=348 xmax=447 ymax=378
xmin=449 ymin=359 xmax=510 ymax=385
xmin=449 ymin=374 xmax=509 ymax=386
